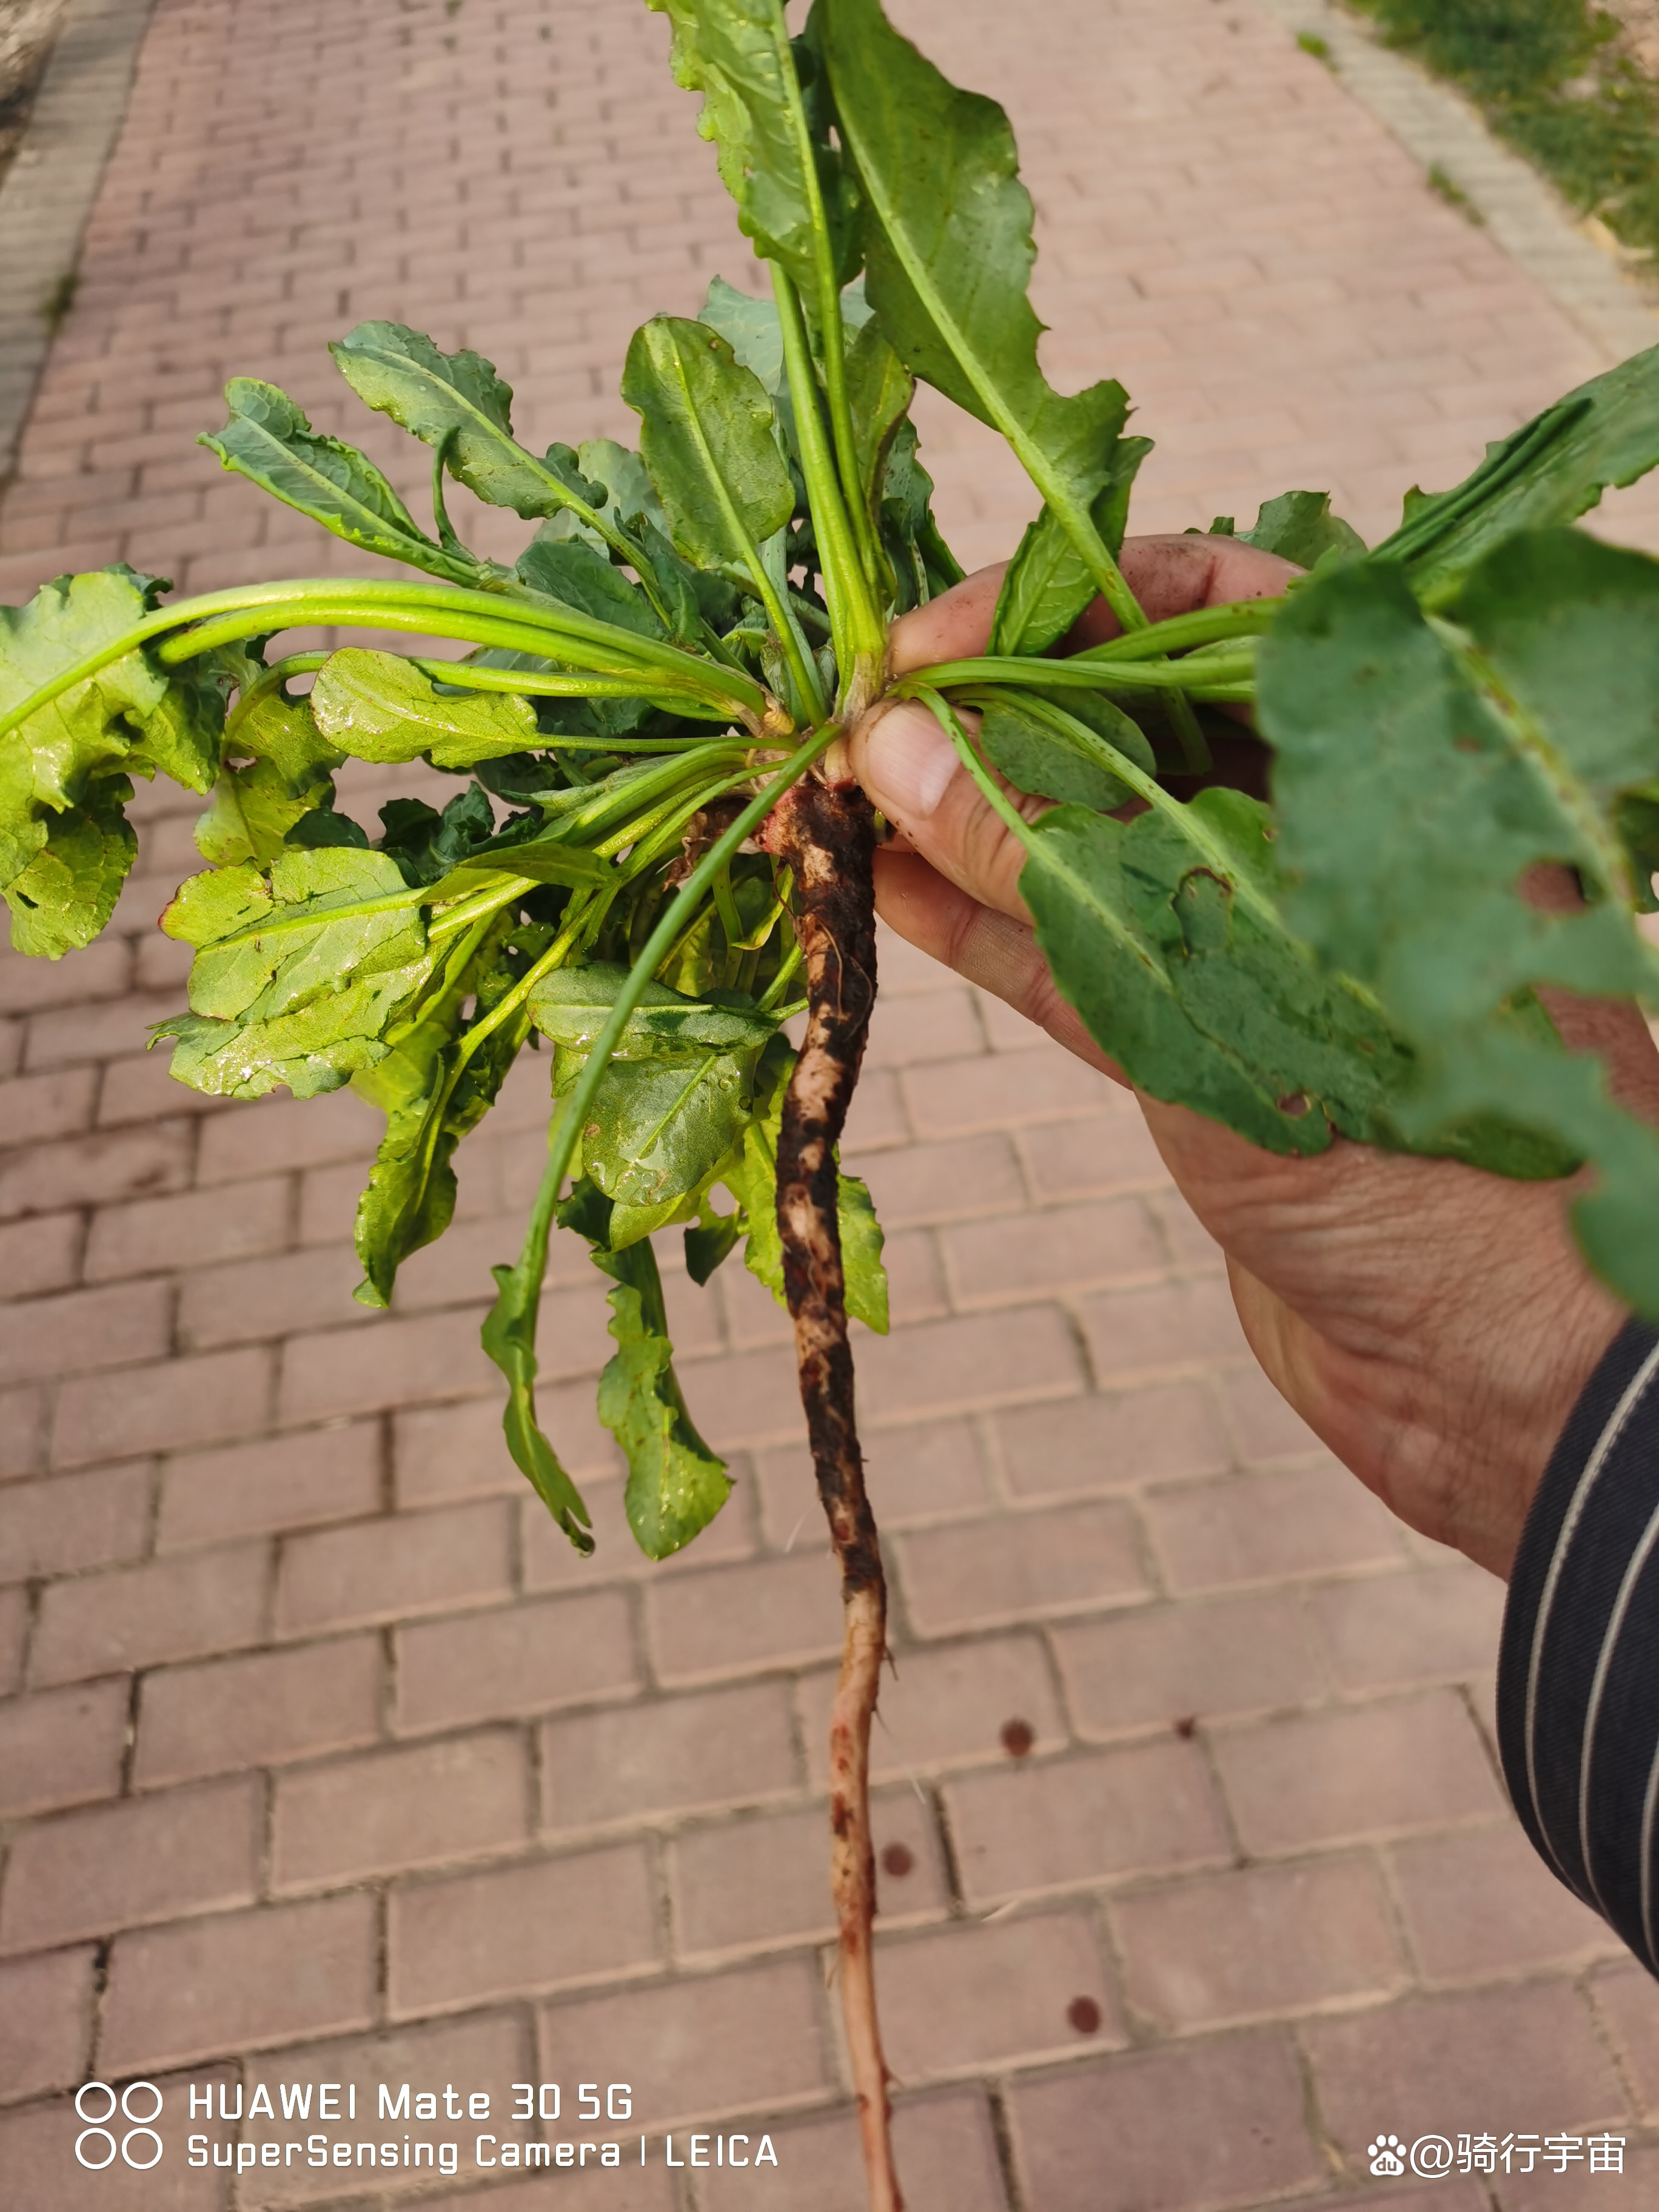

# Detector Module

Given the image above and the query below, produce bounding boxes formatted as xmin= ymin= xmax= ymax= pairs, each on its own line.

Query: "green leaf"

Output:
xmin=722 ymin=1033 xmax=888 ymax=1331
xmin=331 ymin=322 xmax=606 ymax=528
xmin=1372 ymin=343 xmax=1659 ymax=608
xmin=845 ymin=315 xmax=913 ymax=537
xmin=557 ymin=1178 xmax=730 ymax=1558
xmin=482 ymin=1220 xmax=595 ymax=1554
xmin=0 ymin=566 xmax=164 ymax=837
xmin=700 ymin=275 xmax=788 ymax=399
xmin=4 ymin=776 xmax=136 ymax=957
xmin=620 ymin=317 xmax=796 ymax=574
xmin=309 ymin=648 xmax=539 ymax=768
xmin=199 ymin=380 xmax=477 ymax=583
xmin=163 ymin=845 xmax=427 ymax=1029
xmin=1259 ymin=538 xmax=1659 ymax=1307
xmin=819 ymin=0 xmax=1130 ymax=588
xmin=195 ymin=755 xmax=333 ymax=868
xmin=989 ymin=440 xmax=1153 ymax=657
xmin=350 ymin=913 xmax=526 ymax=1306
xmin=515 ymin=535 xmax=664 ymax=641
xmin=977 ymin=692 xmax=1145 ymax=813
xmin=532 ymin=962 xmax=780 ymax=1212
xmin=685 ymin=1199 xmax=746 ymax=1282
xmin=646 ymin=0 xmax=856 ymax=299
xmin=1239 ymin=489 xmax=1366 ymax=568
xmin=226 ymin=683 xmax=343 ymax=787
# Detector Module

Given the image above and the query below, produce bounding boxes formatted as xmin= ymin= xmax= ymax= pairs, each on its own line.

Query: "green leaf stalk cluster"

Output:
xmin=2 ymin=0 xmax=1659 ymax=1567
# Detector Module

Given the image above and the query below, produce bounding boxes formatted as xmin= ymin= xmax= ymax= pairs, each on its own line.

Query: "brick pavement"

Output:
xmin=4 ymin=1 xmax=1659 ymax=2207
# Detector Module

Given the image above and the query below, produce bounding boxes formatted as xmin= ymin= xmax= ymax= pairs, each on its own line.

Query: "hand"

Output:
xmin=851 ymin=535 xmax=1652 ymax=1578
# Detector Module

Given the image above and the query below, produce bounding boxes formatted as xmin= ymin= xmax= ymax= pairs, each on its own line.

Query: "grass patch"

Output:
xmin=1298 ymin=31 xmax=1335 ymax=61
xmin=1347 ymin=0 xmax=1659 ymax=265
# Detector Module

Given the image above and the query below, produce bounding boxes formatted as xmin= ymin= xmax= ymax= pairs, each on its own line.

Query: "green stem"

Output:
xmin=897 ymin=649 xmax=1256 ymax=702
xmin=1077 ymin=597 xmax=1285 ymax=663
xmin=771 ymin=266 xmax=883 ymax=704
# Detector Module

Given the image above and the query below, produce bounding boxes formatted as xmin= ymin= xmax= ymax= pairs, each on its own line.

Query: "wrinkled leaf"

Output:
xmin=534 ymin=964 xmax=779 ymax=1212
xmin=332 ymin=321 xmax=608 ymax=528
xmin=647 ymin=0 xmax=856 ymax=298
xmin=620 ymin=317 xmax=796 ymax=573
xmin=199 ymin=380 xmax=476 ymax=583
xmin=4 ymin=776 xmax=136 ymax=957
xmin=1259 ymin=536 xmax=1659 ymax=1306
xmin=351 ymin=912 xmax=526 ymax=1305
xmin=1 ymin=566 xmax=163 ymax=822
xmin=483 ymin=1201 xmax=595 ymax=1552
xmin=1372 ymin=344 xmax=1659 ymax=608
xmin=558 ymin=1179 xmax=730 ymax=1558
xmin=309 ymin=649 xmax=539 ymax=769
xmin=196 ymin=754 xmax=333 ymax=868
xmin=820 ymin=0 xmax=1129 ymax=588
xmin=516 ymin=535 xmax=664 ymax=640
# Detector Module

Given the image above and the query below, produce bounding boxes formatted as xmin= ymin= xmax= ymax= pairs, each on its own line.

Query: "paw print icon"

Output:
xmin=1367 ymin=2136 xmax=1407 ymax=2177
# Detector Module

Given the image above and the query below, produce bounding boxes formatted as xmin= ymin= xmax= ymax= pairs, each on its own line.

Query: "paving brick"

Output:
xmin=1007 ymin=2033 xmax=1322 ymax=2211
xmin=396 ymin=1590 xmax=640 ymax=1732
xmin=0 ymin=1583 xmax=25 ymax=1695
xmin=178 ymin=1244 xmax=372 ymax=1351
xmin=23 ymin=989 xmax=183 ymax=1070
xmin=538 ymin=1960 xmax=830 ymax=2130
xmin=53 ymin=1346 xmax=273 ymax=1466
xmin=0 ymin=1123 xmax=192 ymax=1220
xmin=0 ymin=1065 xmax=98 ymax=1148
xmin=942 ymin=1195 xmax=1167 ymax=1307
xmin=0 ymin=1210 xmax=82 ymax=1300
xmin=1014 ymin=1105 xmax=1171 ymax=1204
xmin=276 ymin=1500 xmax=512 ymax=1634
xmin=899 ymin=1500 xmax=1148 ymax=1637
xmin=1310 ymin=1563 xmax=1506 ymax=1694
xmin=1212 ymin=1689 xmax=1504 ymax=1854
xmin=799 ymin=1634 xmax=1067 ymax=1788
xmin=233 ymin=2011 xmax=533 ymax=2208
xmin=1115 ymin=1855 xmax=1406 ymax=2029
xmin=0 ymin=1460 xmax=152 ymax=1580
xmin=863 ymin=985 xmax=984 ymax=1071
xmin=0 ymin=939 xmax=129 ymax=1017
xmin=1053 ymin=1590 xmax=1322 ymax=1740
xmin=0 ymin=1945 xmax=96 ymax=2102
xmin=30 ymin=1541 xmax=267 ymax=1685
xmin=944 ymin=1738 xmax=1229 ymax=1905
xmin=1217 ymin=1364 xmax=1331 ymax=1462
xmin=754 ymin=1419 xmax=992 ymax=1552
xmin=903 ymin=1047 xmax=1108 ymax=1138
xmin=278 ymin=1304 xmax=501 ymax=1425
xmin=1305 ymin=1984 xmax=1629 ymax=2172
xmin=397 ymin=1389 xmax=615 ymax=1508
xmin=1076 ymin=1275 xmax=1252 ymax=1384
xmin=0 ymin=1276 xmax=172 ymax=1387
xmin=851 ymin=1134 xmax=1026 ymax=1230
xmin=1144 ymin=1460 xmax=1407 ymax=1591
xmin=646 ymin=1553 xmax=844 ymax=1684
xmin=0 ymin=1775 xmax=260 ymax=1953
xmin=135 ymin=1635 xmax=383 ymax=1788
xmin=0 ymin=2071 xmax=235 ymax=2212
xmin=406 ymin=2171 xmax=675 ymax=2212
xmin=523 ymin=1461 xmax=756 ymax=1592
xmin=874 ymin=1912 xmax=1121 ymax=2082
xmin=1588 ymin=1960 xmax=1659 ymax=2121
xmin=991 ymin=1381 xmax=1229 ymax=1499
xmin=856 ymin=1308 xmax=1086 ymax=1426
xmin=698 ymin=2088 xmax=1007 ymax=2212
xmin=390 ymin=1842 xmax=659 ymax=2016
xmin=1390 ymin=1823 xmax=1622 ymax=1982
xmin=543 ymin=1680 xmax=800 ymax=1832
xmin=672 ymin=1788 xmax=949 ymax=1957
xmin=194 ymin=1088 xmax=378 ymax=1184
xmin=99 ymin=1892 xmax=378 ymax=2074
xmin=157 ymin=1421 xmax=382 ymax=1549
xmin=273 ymin=1728 xmax=531 ymax=1891
xmin=0 ymin=1676 xmax=129 ymax=1820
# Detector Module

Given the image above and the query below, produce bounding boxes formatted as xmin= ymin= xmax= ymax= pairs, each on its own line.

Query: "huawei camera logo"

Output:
xmin=75 ymin=2082 xmax=164 ymax=2171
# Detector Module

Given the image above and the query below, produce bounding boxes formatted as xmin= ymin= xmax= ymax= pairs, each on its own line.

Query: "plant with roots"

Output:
xmin=5 ymin=1 xmax=1659 ymax=2202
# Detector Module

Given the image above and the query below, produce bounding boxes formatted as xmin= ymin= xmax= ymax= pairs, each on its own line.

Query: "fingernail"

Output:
xmin=859 ymin=700 xmax=957 ymax=822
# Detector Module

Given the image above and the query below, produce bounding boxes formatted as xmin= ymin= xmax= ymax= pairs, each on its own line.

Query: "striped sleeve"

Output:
xmin=1498 ymin=1316 xmax=1659 ymax=1975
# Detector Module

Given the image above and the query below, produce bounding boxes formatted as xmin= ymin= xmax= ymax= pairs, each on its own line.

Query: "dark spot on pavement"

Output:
xmin=1068 ymin=1997 xmax=1102 ymax=2035
xmin=880 ymin=1843 xmax=914 ymax=1879
xmin=1001 ymin=1718 xmax=1034 ymax=1758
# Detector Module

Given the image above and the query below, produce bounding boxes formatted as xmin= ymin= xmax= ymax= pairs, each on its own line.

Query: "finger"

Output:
xmin=851 ymin=697 xmax=1033 ymax=921
xmin=887 ymin=562 xmax=1007 ymax=676
xmin=1071 ymin=534 xmax=1303 ymax=646
xmin=874 ymin=847 xmax=1124 ymax=1080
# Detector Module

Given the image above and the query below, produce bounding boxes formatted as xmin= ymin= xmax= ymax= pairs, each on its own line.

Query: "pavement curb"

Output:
xmin=1253 ymin=0 xmax=1659 ymax=368
xmin=0 ymin=0 xmax=157 ymax=484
